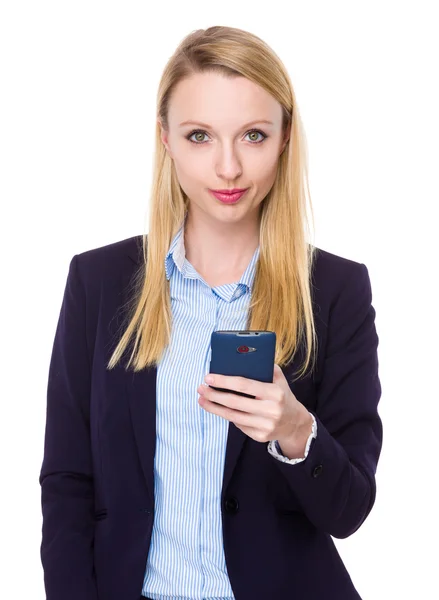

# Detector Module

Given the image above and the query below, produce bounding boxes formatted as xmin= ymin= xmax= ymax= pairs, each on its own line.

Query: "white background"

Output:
xmin=1 ymin=1 xmax=437 ymax=598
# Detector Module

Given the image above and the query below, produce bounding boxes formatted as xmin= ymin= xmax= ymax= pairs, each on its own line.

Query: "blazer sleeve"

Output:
xmin=39 ymin=254 xmax=98 ymax=600
xmin=269 ymin=262 xmax=383 ymax=539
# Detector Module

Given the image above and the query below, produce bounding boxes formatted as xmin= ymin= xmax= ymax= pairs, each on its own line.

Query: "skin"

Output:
xmin=158 ymin=71 xmax=290 ymax=286
xmin=158 ymin=72 xmax=313 ymax=458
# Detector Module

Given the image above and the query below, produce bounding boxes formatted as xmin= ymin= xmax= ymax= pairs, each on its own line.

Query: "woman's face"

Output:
xmin=159 ymin=71 xmax=290 ymax=226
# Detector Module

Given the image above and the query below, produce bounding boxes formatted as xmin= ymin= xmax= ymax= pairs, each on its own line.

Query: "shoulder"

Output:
xmin=74 ymin=234 xmax=142 ymax=275
xmin=76 ymin=233 xmax=142 ymax=265
xmin=312 ymin=245 xmax=365 ymax=278
xmin=311 ymin=246 xmax=371 ymax=305
xmin=68 ymin=234 xmax=144 ymax=301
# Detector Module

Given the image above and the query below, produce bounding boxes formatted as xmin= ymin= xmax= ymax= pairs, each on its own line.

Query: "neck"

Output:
xmin=183 ymin=211 xmax=260 ymax=277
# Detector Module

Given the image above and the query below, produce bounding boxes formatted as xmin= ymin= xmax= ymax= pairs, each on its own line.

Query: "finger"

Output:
xmin=206 ymin=373 xmax=264 ymax=398
xmin=202 ymin=388 xmax=265 ymax=415
xmin=200 ymin=396 xmax=268 ymax=430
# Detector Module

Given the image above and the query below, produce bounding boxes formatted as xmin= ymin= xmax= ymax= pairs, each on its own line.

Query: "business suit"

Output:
xmin=39 ymin=233 xmax=382 ymax=600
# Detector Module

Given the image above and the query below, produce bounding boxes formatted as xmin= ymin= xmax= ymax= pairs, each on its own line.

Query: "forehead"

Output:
xmin=168 ymin=72 xmax=283 ymax=128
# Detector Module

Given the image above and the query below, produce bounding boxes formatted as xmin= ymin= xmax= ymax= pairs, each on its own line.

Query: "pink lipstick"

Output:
xmin=209 ymin=188 xmax=249 ymax=204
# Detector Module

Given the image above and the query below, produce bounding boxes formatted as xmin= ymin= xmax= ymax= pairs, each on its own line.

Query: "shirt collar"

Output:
xmin=164 ymin=217 xmax=260 ymax=291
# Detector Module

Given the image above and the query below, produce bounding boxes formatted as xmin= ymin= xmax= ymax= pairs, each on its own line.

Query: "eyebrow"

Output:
xmin=178 ymin=119 xmax=275 ymax=129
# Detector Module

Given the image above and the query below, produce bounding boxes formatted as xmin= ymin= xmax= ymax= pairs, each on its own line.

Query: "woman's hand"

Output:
xmin=197 ymin=363 xmax=314 ymax=457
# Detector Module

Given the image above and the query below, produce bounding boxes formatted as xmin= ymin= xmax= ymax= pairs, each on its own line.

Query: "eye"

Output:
xmin=186 ymin=129 xmax=268 ymax=145
xmin=245 ymin=130 xmax=267 ymax=143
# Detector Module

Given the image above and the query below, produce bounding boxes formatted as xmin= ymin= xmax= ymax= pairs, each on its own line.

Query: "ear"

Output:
xmin=280 ymin=123 xmax=291 ymax=154
xmin=158 ymin=119 xmax=173 ymax=158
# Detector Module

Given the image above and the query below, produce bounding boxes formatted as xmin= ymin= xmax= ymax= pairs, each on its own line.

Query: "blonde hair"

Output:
xmin=107 ymin=25 xmax=318 ymax=382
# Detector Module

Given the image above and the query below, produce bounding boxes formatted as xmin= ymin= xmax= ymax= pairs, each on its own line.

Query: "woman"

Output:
xmin=39 ymin=26 xmax=382 ymax=600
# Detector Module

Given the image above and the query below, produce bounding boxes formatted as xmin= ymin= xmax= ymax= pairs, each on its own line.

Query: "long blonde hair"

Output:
xmin=107 ymin=26 xmax=318 ymax=382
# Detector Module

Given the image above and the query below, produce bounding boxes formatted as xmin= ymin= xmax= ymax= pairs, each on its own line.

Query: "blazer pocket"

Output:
xmin=94 ymin=508 xmax=108 ymax=521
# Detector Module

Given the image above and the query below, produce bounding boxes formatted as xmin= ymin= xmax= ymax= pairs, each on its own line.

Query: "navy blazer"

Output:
xmin=39 ymin=234 xmax=383 ymax=600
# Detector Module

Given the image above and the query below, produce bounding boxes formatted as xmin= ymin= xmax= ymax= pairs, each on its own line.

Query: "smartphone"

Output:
xmin=208 ymin=330 xmax=276 ymax=399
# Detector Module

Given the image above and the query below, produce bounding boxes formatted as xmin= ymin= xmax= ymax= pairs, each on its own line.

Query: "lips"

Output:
xmin=209 ymin=188 xmax=249 ymax=204
xmin=211 ymin=188 xmax=247 ymax=194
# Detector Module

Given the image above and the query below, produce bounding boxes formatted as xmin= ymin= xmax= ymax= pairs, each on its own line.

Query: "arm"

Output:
xmin=270 ymin=263 xmax=383 ymax=539
xmin=39 ymin=254 xmax=98 ymax=600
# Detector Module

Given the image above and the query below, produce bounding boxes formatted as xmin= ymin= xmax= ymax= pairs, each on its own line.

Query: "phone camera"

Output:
xmin=237 ymin=345 xmax=249 ymax=353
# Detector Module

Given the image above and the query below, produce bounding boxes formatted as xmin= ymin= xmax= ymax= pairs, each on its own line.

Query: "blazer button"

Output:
xmin=224 ymin=497 xmax=239 ymax=513
xmin=312 ymin=464 xmax=323 ymax=478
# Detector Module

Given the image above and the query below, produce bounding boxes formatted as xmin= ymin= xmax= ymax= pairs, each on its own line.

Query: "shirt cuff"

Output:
xmin=267 ymin=412 xmax=317 ymax=465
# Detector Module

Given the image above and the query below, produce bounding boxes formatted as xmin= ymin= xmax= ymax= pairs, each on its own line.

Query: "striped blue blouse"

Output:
xmin=141 ymin=217 xmax=317 ymax=599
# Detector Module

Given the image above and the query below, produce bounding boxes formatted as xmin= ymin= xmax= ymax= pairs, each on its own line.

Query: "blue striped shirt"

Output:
xmin=141 ymin=217 xmax=316 ymax=599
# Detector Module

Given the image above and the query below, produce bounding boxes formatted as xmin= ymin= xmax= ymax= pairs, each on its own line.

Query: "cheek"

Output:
xmin=172 ymin=159 xmax=207 ymax=201
xmin=173 ymin=156 xmax=202 ymax=185
xmin=251 ymin=156 xmax=279 ymax=187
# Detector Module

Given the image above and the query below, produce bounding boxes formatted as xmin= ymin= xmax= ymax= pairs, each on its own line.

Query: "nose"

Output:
xmin=215 ymin=144 xmax=243 ymax=181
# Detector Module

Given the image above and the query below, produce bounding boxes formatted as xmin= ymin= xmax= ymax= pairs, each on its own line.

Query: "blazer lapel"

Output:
xmin=120 ymin=240 xmax=158 ymax=510
xmin=125 ymin=358 xmax=157 ymax=511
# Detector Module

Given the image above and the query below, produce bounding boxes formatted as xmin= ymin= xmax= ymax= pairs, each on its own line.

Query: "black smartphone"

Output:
xmin=208 ymin=330 xmax=276 ymax=399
